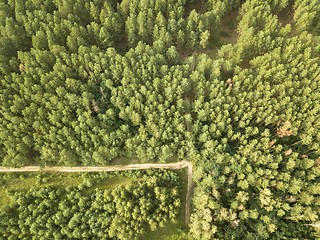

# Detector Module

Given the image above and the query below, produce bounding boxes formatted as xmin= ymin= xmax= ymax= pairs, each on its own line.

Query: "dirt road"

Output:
xmin=0 ymin=161 xmax=193 ymax=226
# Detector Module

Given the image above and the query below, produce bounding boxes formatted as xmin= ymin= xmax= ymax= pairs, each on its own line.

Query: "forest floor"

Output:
xmin=277 ymin=0 xmax=294 ymax=27
xmin=0 ymin=161 xmax=193 ymax=226
xmin=219 ymin=7 xmax=239 ymax=45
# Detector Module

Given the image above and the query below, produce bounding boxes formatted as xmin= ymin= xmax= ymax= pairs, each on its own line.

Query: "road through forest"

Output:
xmin=0 ymin=161 xmax=193 ymax=226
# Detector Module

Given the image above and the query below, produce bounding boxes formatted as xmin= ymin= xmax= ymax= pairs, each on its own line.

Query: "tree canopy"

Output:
xmin=0 ymin=0 xmax=319 ymax=238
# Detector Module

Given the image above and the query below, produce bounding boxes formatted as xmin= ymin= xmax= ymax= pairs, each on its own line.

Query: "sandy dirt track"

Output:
xmin=0 ymin=161 xmax=193 ymax=226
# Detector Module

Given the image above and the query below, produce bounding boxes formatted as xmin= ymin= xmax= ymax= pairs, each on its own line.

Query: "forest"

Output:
xmin=0 ymin=170 xmax=184 ymax=239
xmin=0 ymin=0 xmax=319 ymax=239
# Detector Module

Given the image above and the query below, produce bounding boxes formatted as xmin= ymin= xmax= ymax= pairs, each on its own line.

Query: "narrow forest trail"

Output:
xmin=0 ymin=161 xmax=193 ymax=226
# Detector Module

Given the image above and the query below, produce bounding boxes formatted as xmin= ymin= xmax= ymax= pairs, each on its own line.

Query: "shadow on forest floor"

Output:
xmin=219 ymin=8 xmax=239 ymax=45
xmin=185 ymin=0 xmax=206 ymax=15
xmin=277 ymin=1 xmax=294 ymax=27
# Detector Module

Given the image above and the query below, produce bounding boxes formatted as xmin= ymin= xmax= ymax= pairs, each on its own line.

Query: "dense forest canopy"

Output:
xmin=0 ymin=170 xmax=182 ymax=239
xmin=0 ymin=0 xmax=319 ymax=239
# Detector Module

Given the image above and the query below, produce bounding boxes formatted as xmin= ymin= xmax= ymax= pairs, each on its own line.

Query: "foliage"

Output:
xmin=0 ymin=170 xmax=182 ymax=240
xmin=0 ymin=0 xmax=319 ymax=238
xmin=294 ymin=0 xmax=320 ymax=33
